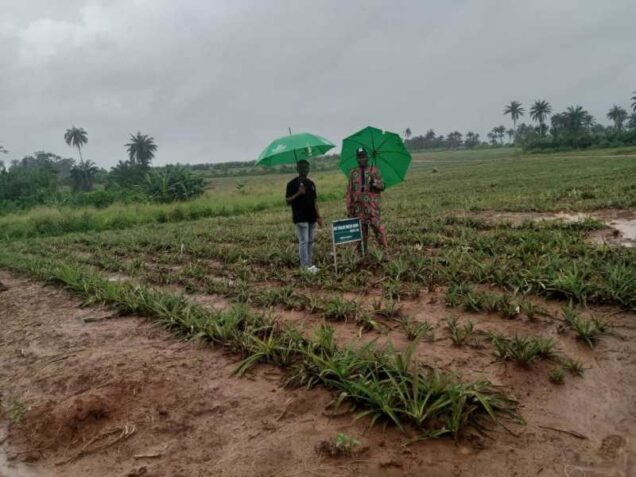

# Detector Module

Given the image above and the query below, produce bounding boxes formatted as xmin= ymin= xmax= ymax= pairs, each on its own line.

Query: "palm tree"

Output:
xmin=493 ymin=125 xmax=506 ymax=145
xmin=631 ymin=91 xmax=636 ymax=112
xmin=607 ymin=105 xmax=628 ymax=131
xmin=564 ymin=105 xmax=592 ymax=131
xmin=529 ymin=100 xmax=552 ymax=136
xmin=126 ymin=132 xmax=157 ymax=169
xmin=504 ymin=101 xmax=524 ymax=130
xmin=404 ymin=128 xmax=412 ymax=139
xmin=506 ymin=129 xmax=515 ymax=143
xmin=487 ymin=131 xmax=497 ymax=146
xmin=64 ymin=126 xmax=88 ymax=161
xmin=464 ymin=131 xmax=480 ymax=148
xmin=0 ymin=145 xmax=7 ymax=154
xmin=69 ymin=159 xmax=99 ymax=192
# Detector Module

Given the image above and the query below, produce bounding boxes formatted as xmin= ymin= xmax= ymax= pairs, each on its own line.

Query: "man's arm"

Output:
xmin=286 ymin=180 xmax=305 ymax=204
xmin=315 ymin=201 xmax=324 ymax=227
xmin=370 ymin=168 xmax=385 ymax=192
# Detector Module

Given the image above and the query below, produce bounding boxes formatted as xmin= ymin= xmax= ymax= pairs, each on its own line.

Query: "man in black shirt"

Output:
xmin=285 ymin=160 xmax=323 ymax=271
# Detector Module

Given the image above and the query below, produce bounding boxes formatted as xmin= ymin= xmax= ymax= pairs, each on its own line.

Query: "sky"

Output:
xmin=1 ymin=0 xmax=635 ymax=167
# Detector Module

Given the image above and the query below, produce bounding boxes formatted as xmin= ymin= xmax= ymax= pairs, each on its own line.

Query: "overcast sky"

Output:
xmin=1 ymin=0 xmax=635 ymax=167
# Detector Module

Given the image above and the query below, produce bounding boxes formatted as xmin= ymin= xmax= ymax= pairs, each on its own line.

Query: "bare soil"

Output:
xmin=1 ymin=270 xmax=635 ymax=477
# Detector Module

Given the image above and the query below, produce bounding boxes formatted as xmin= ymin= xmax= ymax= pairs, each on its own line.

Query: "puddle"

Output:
xmin=554 ymin=212 xmax=636 ymax=248
xmin=592 ymin=218 xmax=636 ymax=248
xmin=0 ymin=423 xmax=48 ymax=477
xmin=476 ymin=210 xmax=636 ymax=248
xmin=610 ymin=219 xmax=636 ymax=241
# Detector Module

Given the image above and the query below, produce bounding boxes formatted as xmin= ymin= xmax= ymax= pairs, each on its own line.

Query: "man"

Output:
xmin=345 ymin=148 xmax=388 ymax=255
xmin=286 ymin=160 xmax=323 ymax=272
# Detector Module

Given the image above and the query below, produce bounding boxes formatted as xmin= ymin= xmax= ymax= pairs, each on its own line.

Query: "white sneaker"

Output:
xmin=307 ymin=265 xmax=320 ymax=274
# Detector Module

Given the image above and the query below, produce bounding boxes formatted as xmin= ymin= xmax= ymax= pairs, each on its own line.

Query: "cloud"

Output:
xmin=0 ymin=0 xmax=634 ymax=167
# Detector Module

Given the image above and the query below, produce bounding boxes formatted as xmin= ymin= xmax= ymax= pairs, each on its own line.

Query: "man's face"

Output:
xmin=357 ymin=155 xmax=368 ymax=167
xmin=297 ymin=161 xmax=310 ymax=176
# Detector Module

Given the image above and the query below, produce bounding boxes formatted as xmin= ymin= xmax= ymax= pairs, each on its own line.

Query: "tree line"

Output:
xmin=404 ymin=91 xmax=636 ymax=151
xmin=0 ymin=128 xmax=204 ymax=212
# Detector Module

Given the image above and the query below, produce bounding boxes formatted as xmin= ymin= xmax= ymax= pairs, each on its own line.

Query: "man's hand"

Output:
xmin=298 ymin=183 xmax=306 ymax=195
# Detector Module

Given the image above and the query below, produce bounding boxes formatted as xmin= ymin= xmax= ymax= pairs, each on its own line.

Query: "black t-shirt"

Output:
xmin=286 ymin=177 xmax=318 ymax=224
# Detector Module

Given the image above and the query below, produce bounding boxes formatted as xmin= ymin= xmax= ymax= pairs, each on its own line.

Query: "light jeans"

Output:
xmin=295 ymin=222 xmax=316 ymax=268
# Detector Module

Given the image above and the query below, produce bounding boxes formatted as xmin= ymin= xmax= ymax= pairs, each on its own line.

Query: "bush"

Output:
xmin=142 ymin=165 xmax=205 ymax=203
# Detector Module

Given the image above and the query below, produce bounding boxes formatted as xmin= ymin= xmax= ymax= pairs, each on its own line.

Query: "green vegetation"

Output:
xmin=405 ymin=92 xmax=636 ymax=153
xmin=561 ymin=304 xmax=609 ymax=348
xmin=549 ymin=368 xmax=565 ymax=385
xmin=0 ymin=254 xmax=521 ymax=438
xmin=1 ymin=147 xmax=634 ymax=440
xmin=334 ymin=433 xmax=361 ymax=455
xmin=445 ymin=315 xmax=475 ymax=346
xmin=399 ymin=316 xmax=435 ymax=342
xmin=562 ymin=358 xmax=585 ymax=377
xmin=491 ymin=334 xmax=557 ymax=368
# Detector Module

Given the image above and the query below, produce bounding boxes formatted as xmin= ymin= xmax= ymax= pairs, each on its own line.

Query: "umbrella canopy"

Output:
xmin=256 ymin=132 xmax=335 ymax=167
xmin=340 ymin=126 xmax=412 ymax=189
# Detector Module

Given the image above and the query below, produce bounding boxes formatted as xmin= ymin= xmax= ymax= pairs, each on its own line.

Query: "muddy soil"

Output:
xmin=473 ymin=209 xmax=636 ymax=248
xmin=1 ymin=271 xmax=635 ymax=477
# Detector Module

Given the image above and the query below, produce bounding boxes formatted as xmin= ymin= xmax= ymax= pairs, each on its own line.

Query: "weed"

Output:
xmin=335 ymin=433 xmax=361 ymax=454
xmin=316 ymin=433 xmax=362 ymax=458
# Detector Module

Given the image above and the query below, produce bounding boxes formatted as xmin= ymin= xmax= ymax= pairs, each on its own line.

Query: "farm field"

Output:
xmin=1 ymin=148 xmax=635 ymax=476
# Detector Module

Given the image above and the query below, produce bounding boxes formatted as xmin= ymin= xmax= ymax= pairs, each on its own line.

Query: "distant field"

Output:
xmin=1 ymin=147 xmax=635 ymax=240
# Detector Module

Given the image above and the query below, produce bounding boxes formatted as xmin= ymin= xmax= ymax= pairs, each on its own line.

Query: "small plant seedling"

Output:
xmin=561 ymin=304 xmax=609 ymax=348
xmin=372 ymin=298 xmax=403 ymax=318
xmin=497 ymin=294 xmax=520 ymax=319
xmin=520 ymin=300 xmax=540 ymax=321
xmin=322 ymin=296 xmax=359 ymax=322
xmin=382 ymin=278 xmax=402 ymax=300
xmin=446 ymin=315 xmax=474 ymax=346
xmin=562 ymin=358 xmax=585 ymax=376
xmin=549 ymin=368 xmax=565 ymax=384
xmin=315 ymin=433 xmax=362 ymax=458
xmin=491 ymin=334 xmax=556 ymax=368
xmin=400 ymin=316 xmax=435 ymax=342
xmin=335 ymin=433 xmax=361 ymax=454
xmin=2 ymin=399 xmax=27 ymax=423
xmin=444 ymin=282 xmax=472 ymax=308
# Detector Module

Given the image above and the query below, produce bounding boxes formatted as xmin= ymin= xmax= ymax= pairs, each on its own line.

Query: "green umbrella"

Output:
xmin=340 ymin=126 xmax=412 ymax=189
xmin=256 ymin=132 xmax=335 ymax=167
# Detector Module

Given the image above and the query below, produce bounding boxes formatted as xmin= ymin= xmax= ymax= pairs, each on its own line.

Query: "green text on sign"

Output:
xmin=332 ymin=218 xmax=362 ymax=245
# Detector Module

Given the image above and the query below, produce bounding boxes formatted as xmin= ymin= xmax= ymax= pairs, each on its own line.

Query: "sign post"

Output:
xmin=331 ymin=218 xmax=363 ymax=273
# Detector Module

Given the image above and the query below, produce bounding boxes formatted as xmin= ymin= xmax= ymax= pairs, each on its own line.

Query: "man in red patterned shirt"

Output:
xmin=345 ymin=148 xmax=388 ymax=255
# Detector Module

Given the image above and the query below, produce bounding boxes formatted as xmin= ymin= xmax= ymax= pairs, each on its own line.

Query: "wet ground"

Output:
xmin=1 ymin=270 xmax=635 ymax=477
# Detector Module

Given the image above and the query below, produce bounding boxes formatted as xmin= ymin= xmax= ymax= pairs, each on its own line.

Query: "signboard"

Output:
xmin=332 ymin=218 xmax=362 ymax=245
xmin=331 ymin=218 xmax=363 ymax=273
